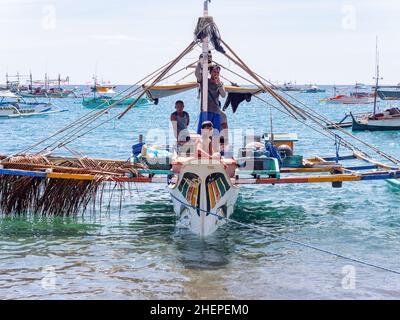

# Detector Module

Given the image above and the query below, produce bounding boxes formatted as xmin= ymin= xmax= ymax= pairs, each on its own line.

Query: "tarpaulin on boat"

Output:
xmin=143 ymin=82 xmax=262 ymax=107
xmin=144 ymin=82 xmax=198 ymax=104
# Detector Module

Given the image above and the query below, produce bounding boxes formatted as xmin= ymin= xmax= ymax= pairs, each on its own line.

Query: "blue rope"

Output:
xmin=335 ymin=134 xmax=342 ymax=164
xmin=170 ymin=193 xmax=400 ymax=276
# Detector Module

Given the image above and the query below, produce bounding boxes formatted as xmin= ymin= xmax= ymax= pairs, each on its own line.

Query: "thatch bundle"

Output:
xmin=0 ymin=154 xmax=146 ymax=216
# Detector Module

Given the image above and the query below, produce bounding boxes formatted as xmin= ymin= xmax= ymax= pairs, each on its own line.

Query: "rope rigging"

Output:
xmin=4 ymin=17 xmax=399 ymax=172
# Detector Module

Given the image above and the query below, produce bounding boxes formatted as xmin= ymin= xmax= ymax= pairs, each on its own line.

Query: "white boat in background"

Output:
xmin=322 ymin=83 xmax=374 ymax=104
xmin=324 ymin=94 xmax=373 ymax=104
xmin=0 ymin=90 xmax=65 ymax=118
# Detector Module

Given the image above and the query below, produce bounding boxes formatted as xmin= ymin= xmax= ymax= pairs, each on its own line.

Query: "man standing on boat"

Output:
xmin=170 ymin=100 xmax=190 ymax=142
xmin=195 ymin=59 xmax=228 ymax=140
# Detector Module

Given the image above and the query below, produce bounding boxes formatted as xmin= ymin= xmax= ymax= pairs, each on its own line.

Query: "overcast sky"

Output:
xmin=1 ymin=0 xmax=399 ymax=85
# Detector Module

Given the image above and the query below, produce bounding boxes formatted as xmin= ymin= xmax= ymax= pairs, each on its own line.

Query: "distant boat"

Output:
xmin=321 ymin=83 xmax=374 ymax=104
xmin=377 ymin=84 xmax=400 ymax=100
xmin=19 ymin=87 xmax=76 ymax=98
xmin=82 ymin=95 xmax=149 ymax=109
xmin=0 ymin=90 xmax=64 ymax=118
xmin=82 ymin=76 xmax=146 ymax=108
xmin=276 ymin=82 xmax=302 ymax=92
xmin=90 ymin=76 xmax=116 ymax=94
xmin=350 ymin=38 xmax=400 ymax=131
xmin=301 ymin=85 xmax=326 ymax=93
xmin=9 ymin=73 xmax=76 ymax=98
xmin=323 ymin=94 xmax=373 ymax=104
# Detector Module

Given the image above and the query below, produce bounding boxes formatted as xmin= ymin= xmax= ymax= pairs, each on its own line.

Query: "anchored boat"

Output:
xmin=301 ymin=85 xmax=326 ymax=93
xmin=377 ymin=84 xmax=400 ymax=100
xmin=351 ymin=40 xmax=400 ymax=131
xmin=0 ymin=90 xmax=64 ymax=118
xmin=322 ymin=83 xmax=374 ymax=104
xmin=82 ymin=77 xmax=149 ymax=108
xmin=82 ymin=95 xmax=149 ymax=109
xmin=12 ymin=73 xmax=76 ymax=98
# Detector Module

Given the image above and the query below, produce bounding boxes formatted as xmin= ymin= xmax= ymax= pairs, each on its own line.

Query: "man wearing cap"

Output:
xmin=195 ymin=61 xmax=228 ymax=134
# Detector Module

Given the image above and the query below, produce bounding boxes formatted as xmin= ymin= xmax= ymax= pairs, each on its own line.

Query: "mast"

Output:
xmin=373 ymin=36 xmax=382 ymax=117
xmin=30 ymin=72 xmax=33 ymax=93
xmin=201 ymin=0 xmax=210 ymax=113
xmin=93 ymin=75 xmax=97 ymax=99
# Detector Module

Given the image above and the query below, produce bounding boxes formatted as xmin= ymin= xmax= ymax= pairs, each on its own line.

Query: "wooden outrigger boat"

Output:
xmin=0 ymin=90 xmax=65 ymax=118
xmin=1 ymin=2 xmax=400 ymax=237
xmin=15 ymin=73 xmax=77 ymax=98
xmin=330 ymin=40 xmax=400 ymax=131
xmin=82 ymin=95 xmax=149 ymax=109
xmin=90 ymin=76 xmax=116 ymax=94
xmin=351 ymin=41 xmax=400 ymax=131
xmin=82 ymin=77 xmax=150 ymax=108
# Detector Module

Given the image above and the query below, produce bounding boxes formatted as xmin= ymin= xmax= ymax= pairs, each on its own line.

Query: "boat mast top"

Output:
xmin=373 ymin=36 xmax=382 ymax=116
xmin=201 ymin=0 xmax=210 ymax=113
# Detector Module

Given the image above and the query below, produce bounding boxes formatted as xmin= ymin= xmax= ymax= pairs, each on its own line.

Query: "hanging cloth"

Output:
xmin=222 ymin=92 xmax=252 ymax=113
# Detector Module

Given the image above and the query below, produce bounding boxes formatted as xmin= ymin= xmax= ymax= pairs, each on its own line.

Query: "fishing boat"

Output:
xmin=13 ymin=73 xmax=76 ymax=98
xmin=82 ymin=95 xmax=149 ymax=108
xmin=350 ymin=39 xmax=400 ymax=131
xmin=0 ymin=89 xmax=63 ymax=118
xmin=321 ymin=83 xmax=374 ymax=104
xmin=82 ymin=76 xmax=149 ymax=108
xmin=377 ymin=84 xmax=400 ymax=100
xmin=351 ymin=108 xmax=400 ymax=131
xmin=323 ymin=94 xmax=373 ymax=104
xmin=2 ymin=1 xmax=400 ymax=239
xmin=19 ymin=87 xmax=76 ymax=99
xmin=90 ymin=76 xmax=116 ymax=94
xmin=278 ymin=82 xmax=302 ymax=92
xmin=302 ymin=84 xmax=326 ymax=93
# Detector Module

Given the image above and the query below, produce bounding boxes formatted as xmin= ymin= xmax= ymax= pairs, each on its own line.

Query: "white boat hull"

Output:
xmin=0 ymin=103 xmax=53 ymax=118
xmin=168 ymin=158 xmax=239 ymax=237
xmin=352 ymin=110 xmax=400 ymax=131
xmin=326 ymin=98 xmax=373 ymax=104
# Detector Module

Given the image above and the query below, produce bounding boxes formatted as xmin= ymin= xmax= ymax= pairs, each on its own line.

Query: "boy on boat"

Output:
xmin=196 ymin=121 xmax=221 ymax=160
xmin=170 ymin=100 xmax=190 ymax=143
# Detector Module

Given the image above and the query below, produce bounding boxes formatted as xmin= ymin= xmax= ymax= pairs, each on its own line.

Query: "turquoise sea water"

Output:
xmin=1 ymin=86 xmax=400 ymax=299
